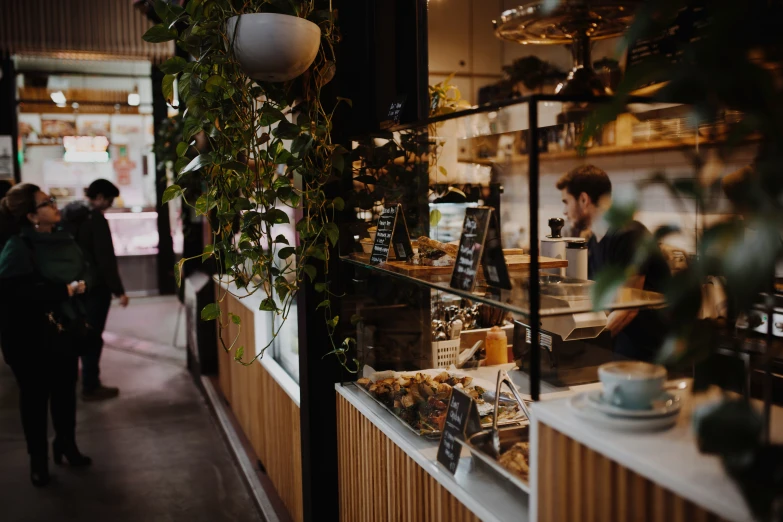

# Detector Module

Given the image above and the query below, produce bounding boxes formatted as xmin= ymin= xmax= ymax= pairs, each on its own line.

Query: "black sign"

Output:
xmin=482 ymin=209 xmax=512 ymax=290
xmin=436 ymin=388 xmax=482 ymax=474
xmin=369 ymin=204 xmax=413 ymax=265
xmin=451 ymin=207 xmax=510 ymax=292
xmin=380 ymin=96 xmax=407 ymax=130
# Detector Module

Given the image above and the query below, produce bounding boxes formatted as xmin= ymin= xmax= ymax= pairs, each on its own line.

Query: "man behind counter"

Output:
xmin=556 ymin=165 xmax=671 ymax=361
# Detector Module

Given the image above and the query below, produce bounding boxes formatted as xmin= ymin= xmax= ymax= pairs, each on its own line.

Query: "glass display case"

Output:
xmin=338 ymin=93 xmax=751 ymax=403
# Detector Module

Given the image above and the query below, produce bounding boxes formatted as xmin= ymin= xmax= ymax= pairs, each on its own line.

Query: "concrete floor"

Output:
xmin=0 ymin=297 xmax=261 ymax=522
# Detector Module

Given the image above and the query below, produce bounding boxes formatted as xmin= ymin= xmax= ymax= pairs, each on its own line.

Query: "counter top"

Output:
xmin=530 ymin=389 xmax=783 ymax=522
xmin=336 ymin=382 xmax=529 ymax=522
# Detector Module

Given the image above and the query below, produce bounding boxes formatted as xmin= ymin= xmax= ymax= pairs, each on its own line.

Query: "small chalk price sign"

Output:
xmin=369 ymin=204 xmax=413 ymax=265
xmin=436 ymin=388 xmax=482 ymax=475
xmin=450 ymin=207 xmax=511 ymax=292
xmin=380 ymin=96 xmax=407 ymax=130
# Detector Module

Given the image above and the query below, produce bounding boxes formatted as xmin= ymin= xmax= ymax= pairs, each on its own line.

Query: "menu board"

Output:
xmin=369 ymin=204 xmax=413 ymax=265
xmin=450 ymin=207 xmax=510 ymax=292
xmin=482 ymin=210 xmax=512 ymax=290
xmin=380 ymin=96 xmax=407 ymax=130
xmin=437 ymin=388 xmax=482 ymax=474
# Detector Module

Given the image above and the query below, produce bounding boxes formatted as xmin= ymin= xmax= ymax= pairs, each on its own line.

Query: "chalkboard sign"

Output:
xmin=369 ymin=204 xmax=413 ymax=265
xmin=450 ymin=207 xmax=510 ymax=292
xmin=380 ymin=96 xmax=407 ymax=130
xmin=482 ymin=210 xmax=512 ymax=290
xmin=436 ymin=388 xmax=482 ymax=475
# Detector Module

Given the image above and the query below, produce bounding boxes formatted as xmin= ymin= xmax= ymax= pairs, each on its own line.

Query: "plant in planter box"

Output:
xmin=143 ymin=0 xmax=354 ymax=369
xmin=582 ymin=0 xmax=783 ymax=518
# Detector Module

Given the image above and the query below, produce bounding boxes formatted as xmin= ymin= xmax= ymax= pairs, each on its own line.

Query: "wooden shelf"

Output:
xmin=461 ymin=137 xmax=757 ymax=166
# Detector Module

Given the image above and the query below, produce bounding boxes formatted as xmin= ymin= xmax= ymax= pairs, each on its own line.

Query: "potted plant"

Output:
xmin=143 ymin=0 xmax=353 ymax=369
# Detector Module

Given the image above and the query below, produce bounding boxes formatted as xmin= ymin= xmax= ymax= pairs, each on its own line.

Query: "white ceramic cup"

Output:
xmin=597 ymin=361 xmax=667 ymax=410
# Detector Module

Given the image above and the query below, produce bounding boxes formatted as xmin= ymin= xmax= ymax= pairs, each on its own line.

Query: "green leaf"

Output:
xmin=201 ymin=244 xmax=214 ymax=262
xmin=201 ymin=303 xmax=220 ymax=321
xmin=331 ymin=197 xmax=345 ymax=211
xmin=314 ymin=282 xmax=327 ymax=293
xmin=143 ymin=25 xmax=178 ymax=43
xmin=195 ymin=194 xmax=216 ymax=214
xmin=336 ymin=96 xmax=353 ymax=108
xmin=316 ymin=299 xmax=330 ymax=310
xmin=229 ymin=313 xmax=241 ymax=325
xmin=273 ymin=119 xmax=301 ymax=139
xmin=325 ymin=222 xmax=339 ymax=246
xmin=220 ymin=160 xmax=248 ymax=173
xmin=350 ymin=314 xmax=363 ymax=325
xmin=205 ymin=74 xmax=226 ymax=93
xmin=234 ymin=345 xmax=244 ymax=361
xmin=327 ymin=315 xmax=340 ymax=329
xmin=162 ymin=184 xmax=183 ymax=204
xmin=430 ymin=208 xmax=442 ymax=227
xmin=173 ymin=258 xmax=185 ymax=288
xmin=162 ymin=74 xmax=176 ymax=105
xmin=176 ymin=142 xmax=188 ymax=157
xmin=259 ymin=298 xmax=277 ymax=312
xmin=180 ymin=153 xmax=212 ymax=175
xmin=278 ymin=247 xmax=296 ymax=259
xmin=160 ymin=56 xmax=187 ymax=75
xmin=274 ymin=234 xmax=289 ymax=245
xmin=263 ymin=209 xmax=290 ymax=224
xmin=303 ymin=264 xmax=317 ymax=282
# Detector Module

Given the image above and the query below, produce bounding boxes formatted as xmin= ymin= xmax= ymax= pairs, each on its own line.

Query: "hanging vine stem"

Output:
xmin=146 ymin=0 xmax=357 ymax=371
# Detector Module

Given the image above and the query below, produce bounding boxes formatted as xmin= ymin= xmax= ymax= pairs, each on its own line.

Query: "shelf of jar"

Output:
xmin=341 ymin=255 xmax=666 ymax=319
xmin=458 ymin=135 xmax=759 ymax=166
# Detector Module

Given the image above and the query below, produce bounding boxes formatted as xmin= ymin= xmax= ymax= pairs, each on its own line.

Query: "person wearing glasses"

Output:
xmin=0 ymin=184 xmax=93 ymax=487
xmin=63 ymin=179 xmax=128 ymax=401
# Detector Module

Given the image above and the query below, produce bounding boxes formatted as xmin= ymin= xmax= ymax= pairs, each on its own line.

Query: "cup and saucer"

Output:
xmin=569 ymin=361 xmax=682 ymax=432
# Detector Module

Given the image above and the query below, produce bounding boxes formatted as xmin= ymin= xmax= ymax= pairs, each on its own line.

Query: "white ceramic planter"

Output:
xmin=226 ymin=13 xmax=320 ymax=82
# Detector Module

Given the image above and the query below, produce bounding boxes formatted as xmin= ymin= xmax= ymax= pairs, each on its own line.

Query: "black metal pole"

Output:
xmin=528 ymin=99 xmax=540 ymax=401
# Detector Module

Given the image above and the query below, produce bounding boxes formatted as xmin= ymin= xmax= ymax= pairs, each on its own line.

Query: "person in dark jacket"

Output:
xmin=0 ymin=184 xmax=93 ymax=487
xmin=62 ymin=179 xmax=128 ymax=400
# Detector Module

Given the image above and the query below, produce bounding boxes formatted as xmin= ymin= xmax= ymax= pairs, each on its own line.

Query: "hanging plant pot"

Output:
xmin=226 ymin=13 xmax=321 ymax=83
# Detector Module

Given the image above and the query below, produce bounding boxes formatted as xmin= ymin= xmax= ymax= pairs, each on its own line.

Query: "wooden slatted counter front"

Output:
xmin=335 ymin=383 xmax=529 ymax=522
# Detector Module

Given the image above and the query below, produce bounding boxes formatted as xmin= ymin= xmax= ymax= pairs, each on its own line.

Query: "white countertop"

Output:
xmin=336 ymin=383 xmax=529 ymax=522
xmin=214 ymin=277 xmax=300 ymax=407
xmin=530 ymin=390 xmax=783 ymax=522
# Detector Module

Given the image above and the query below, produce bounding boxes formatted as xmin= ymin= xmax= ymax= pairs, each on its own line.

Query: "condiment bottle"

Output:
xmin=484 ymin=326 xmax=508 ymax=365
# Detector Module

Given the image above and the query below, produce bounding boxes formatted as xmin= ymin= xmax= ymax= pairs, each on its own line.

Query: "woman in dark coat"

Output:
xmin=0 ymin=184 xmax=93 ymax=487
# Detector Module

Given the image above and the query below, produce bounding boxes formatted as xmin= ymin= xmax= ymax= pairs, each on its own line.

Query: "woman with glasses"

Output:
xmin=0 ymin=183 xmax=93 ymax=487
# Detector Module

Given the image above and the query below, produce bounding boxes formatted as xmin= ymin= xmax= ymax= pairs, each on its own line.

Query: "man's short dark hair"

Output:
xmin=86 ymin=179 xmax=120 ymax=200
xmin=556 ymin=164 xmax=612 ymax=204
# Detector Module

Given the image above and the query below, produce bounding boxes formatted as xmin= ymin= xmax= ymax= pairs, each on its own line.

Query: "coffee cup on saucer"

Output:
xmin=597 ymin=361 xmax=667 ymax=410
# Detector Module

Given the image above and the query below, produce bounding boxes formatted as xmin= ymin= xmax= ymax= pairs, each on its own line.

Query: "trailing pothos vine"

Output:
xmin=143 ymin=0 xmax=355 ymax=369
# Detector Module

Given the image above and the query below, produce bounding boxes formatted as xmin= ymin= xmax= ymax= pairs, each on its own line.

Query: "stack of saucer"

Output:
xmin=569 ymin=362 xmax=682 ymax=432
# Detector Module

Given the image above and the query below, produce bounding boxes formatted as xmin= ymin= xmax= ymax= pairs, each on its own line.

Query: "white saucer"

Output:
xmin=585 ymin=390 xmax=682 ymax=418
xmin=569 ymin=393 xmax=679 ymax=432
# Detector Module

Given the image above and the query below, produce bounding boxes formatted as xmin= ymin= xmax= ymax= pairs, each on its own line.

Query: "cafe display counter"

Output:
xmin=336 ymin=381 xmax=529 ymax=522
xmin=530 ymin=390 xmax=783 ymax=522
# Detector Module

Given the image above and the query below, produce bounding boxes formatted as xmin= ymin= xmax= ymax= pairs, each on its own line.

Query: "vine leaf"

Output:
xmin=430 ymin=209 xmax=442 ymax=227
xmin=259 ymin=298 xmax=277 ymax=312
xmin=173 ymin=258 xmax=185 ymax=288
xmin=143 ymin=25 xmax=177 ymax=43
xmin=303 ymin=264 xmax=317 ymax=282
xmin=263 ymin=209 xmax=290 ymax=224
xmin=162 ymin=184 xmax=183 ymax=204
xmin=176 ymin=142 xmax=188 ymax=157
xmin=234 ymin=346 xmax=244 ymax=362
xmin=590 ymin=265 xmax=628 ymax=310
xmin=162 ymin=74 xmax=176 ymax=105
xmin=180 ymin=153 xmax=212 ymax=175
xmin=278 ymin=247 xmax=296 ymax=259
xmin=324 ymin=222 xmax=339 ymax=246
xmin=159 ymin=56 xmax=187 ymax=75
xmin=201 ymin=303 xmax=221 ymax=321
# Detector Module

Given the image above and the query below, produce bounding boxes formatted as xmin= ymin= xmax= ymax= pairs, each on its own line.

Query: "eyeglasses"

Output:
xmin=36 ymin=196 xmax=57 ymax=210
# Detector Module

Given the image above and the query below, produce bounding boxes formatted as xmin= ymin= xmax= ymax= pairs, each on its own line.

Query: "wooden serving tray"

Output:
xmin=349 ymin=252 xmax=567 ymax=276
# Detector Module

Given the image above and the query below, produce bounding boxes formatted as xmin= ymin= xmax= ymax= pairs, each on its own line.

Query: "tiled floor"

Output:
xmin=0 ymin=297 xmax=261 ymax=522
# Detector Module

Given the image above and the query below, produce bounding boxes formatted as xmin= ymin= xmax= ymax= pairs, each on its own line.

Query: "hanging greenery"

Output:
xmin=143 ymin=0 xmax=352 ymax=368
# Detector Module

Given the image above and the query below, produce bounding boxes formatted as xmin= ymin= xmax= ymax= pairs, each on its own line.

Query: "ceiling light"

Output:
xmin=128 ymin=93 xmax=140 ymax=106
xmin=50 ymin=91 xmax=66 ymax=105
